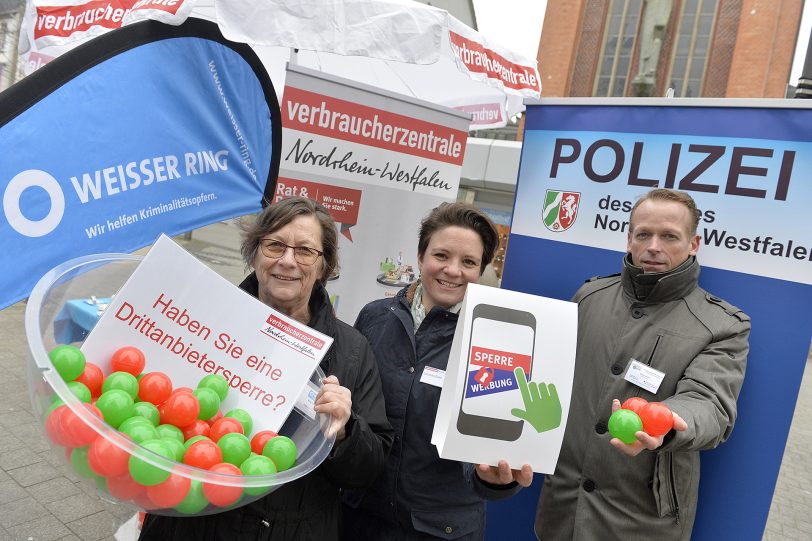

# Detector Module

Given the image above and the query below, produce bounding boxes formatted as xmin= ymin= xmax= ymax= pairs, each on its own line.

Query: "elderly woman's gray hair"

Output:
xmin=240 ymin=197 xmax=338 ymax=284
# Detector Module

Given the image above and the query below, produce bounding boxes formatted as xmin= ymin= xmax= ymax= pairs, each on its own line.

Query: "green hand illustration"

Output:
xmin=511 ymin=366 xmax=562 ymax=433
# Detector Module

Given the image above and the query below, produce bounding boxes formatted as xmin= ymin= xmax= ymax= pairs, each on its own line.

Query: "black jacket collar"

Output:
xmin=621 ymin=255 xmax=699 ymax=303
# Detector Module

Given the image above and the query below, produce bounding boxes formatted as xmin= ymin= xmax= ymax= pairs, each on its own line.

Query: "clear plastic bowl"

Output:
xmin=25 ymin=253 xmax=335 ymax=516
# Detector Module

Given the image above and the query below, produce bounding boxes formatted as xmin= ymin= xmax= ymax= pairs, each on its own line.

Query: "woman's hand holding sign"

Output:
xmin=476 ymin=460 xmax=534 ymax=487
xmin=315 ymin=375 xmax=352 ymax=442
xmin=510 ymin=366 xmax=562 ymax=433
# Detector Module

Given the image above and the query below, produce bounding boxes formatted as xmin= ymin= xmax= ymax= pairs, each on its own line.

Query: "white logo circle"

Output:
xmin=3 ymin=170 xmax=65 ymax=237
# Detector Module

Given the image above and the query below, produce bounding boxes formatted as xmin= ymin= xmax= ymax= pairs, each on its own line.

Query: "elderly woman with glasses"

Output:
xmin=139 ymin=197 xmax=393 ymax=541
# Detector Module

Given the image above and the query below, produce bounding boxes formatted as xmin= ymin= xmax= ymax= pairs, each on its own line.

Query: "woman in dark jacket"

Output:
xmin=139 ymin=197 xmax=393 ymax=541
xmin=341 ymin=202 xmax=532 ymax=541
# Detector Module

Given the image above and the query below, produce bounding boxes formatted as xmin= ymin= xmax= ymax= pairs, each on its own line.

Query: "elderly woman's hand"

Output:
xmin=315 ymin=375 xmax=352 ymax=442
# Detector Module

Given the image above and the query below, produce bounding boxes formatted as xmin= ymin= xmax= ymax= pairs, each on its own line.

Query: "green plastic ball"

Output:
xmin=608 ymin=409 xmax=644 ymax=444
xmin=161 ymin=437 xmax=186 ymax=462
xmin=118 ymin=415 xmax=151 ymax=430
xmin=183 ymin=435 xmax=210 ymax=451
xmin=156 ymin=424 xmax=184 ymax=443
xmin=198 ymin=374 xmax=229 ymax=402
xmin=218 ymin=432 xmax=252 ymax=466
xmin=95 ymin=389 xmax=135 ymax=429
xmin=69 ymin=446 xmax=95 ymax=478
xmin=175 ymin=480 xmax=208 ymax=514
xmin=102 ymin=371 xmax=139 ymax=400
xmin=49 ymin=345 xmax=86 ymax=382
xmin=46 ymin=400 xmax=63 ymax=416
xmin=193 ymin=387 xmax=221 ymax=420
xmin=128 ymin=439 xmax=172 ymax=486
xmin=240 ymin=455 xmax=277 ymax=496
xmin=224 ymin=408 xmax=253 ymax=436
xmin=119 ymin=418 xmax=159 ymax=444
xmin=262 ymin=436 xmax=297 ymax=472
xmin=132 ymin=402 xmax=160 ymax=426
xmin=65 ymin=381 xmax=92 ymax=403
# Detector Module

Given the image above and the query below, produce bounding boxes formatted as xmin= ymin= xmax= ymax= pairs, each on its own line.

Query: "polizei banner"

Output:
xmin=498 ymin=98 xmax=812 ymax=541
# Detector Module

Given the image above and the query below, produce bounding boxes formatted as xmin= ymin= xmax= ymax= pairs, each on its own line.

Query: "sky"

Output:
xmin=471 ymin=0 xmax=811 ymax=88
xmin=471 ymin=0 xmax=547 ymax=62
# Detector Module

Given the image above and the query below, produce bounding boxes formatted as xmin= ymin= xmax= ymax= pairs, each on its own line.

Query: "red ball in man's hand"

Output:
xmin=639 ymin=402 xmax=674 ymax=437
xmin=620 ymin=396 xmax=648 ymax=415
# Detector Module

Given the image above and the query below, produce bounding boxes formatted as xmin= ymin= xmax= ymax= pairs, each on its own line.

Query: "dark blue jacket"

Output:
xmin=342 ymin=284 xmax=518 ymax=541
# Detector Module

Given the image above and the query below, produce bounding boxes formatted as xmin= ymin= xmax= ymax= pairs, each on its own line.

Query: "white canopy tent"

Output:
xmin=18 ymin=0 xmax=541 ymax=130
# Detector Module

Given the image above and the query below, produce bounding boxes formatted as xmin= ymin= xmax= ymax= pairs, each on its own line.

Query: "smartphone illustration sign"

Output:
xmin=457 ymin=304 xmax=535 ymax=441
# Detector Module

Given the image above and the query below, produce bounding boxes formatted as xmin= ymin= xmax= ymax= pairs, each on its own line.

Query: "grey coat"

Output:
xmin=535 ymin=256 xmax=750 ymax=541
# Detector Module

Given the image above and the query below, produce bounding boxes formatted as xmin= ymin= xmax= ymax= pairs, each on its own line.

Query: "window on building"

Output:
xmin=667 ymin=0 xmax=717 ymax=97
xmin=594 ymin=0 xmax=642 ymax=96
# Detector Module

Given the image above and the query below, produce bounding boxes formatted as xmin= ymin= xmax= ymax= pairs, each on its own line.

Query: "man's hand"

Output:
xmin=609 ymin=398 xmax=688 ymax=456
xmin=315 ymin=375 xmax=352 ymax=442
xmin=476 ymin=460 xmax=534 ymax=487
xmin=511 ymin=367 xmax=562 ymax=433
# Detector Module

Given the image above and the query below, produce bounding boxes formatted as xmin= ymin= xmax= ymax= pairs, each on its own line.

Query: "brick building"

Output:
xmin=537 ymin=0 xmax=803 ymax=98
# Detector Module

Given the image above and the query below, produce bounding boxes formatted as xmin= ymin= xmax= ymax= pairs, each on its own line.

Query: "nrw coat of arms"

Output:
xmin=542 ymin=190 xmax=580 ymax=232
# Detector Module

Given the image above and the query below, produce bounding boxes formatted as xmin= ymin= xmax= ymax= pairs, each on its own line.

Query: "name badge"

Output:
xmin=420 ymin=366 xmax=445 ymax=388
xmin=624 ymin=359 xmax=665 ymax=394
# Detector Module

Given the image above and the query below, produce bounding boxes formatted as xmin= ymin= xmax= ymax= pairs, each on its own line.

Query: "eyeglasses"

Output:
xmin=259 ymin=239 xmax=323 ymax=266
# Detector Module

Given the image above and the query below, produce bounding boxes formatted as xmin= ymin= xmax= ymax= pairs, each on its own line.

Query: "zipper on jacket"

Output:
xmin=667 ymin=452 xmax=681 ymax=525
xmin=646 ymin=334 xmax=663 ymax=366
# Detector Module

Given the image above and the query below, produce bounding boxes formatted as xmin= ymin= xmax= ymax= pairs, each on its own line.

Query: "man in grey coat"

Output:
xmin=535 ymin=188 xmax=750 ymax=541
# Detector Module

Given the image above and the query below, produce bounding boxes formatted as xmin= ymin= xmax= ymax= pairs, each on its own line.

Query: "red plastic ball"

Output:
xmin=250 ymin=430 xmax=279 ymax=455
xmin=181 ymin=419 xmax=211 ymax=441
xmin=110 ymin=346 xmax=146 ymax=376
xmin=183 ymin=439 xmax=223 ymax=470
xmin=133 ymin=489 xmax=156 ymax=510
xmin=138 ymin=372 xmax=173 ymax=405
xmin=45 ymin=405 xmax=71 ymax=447
xmin=161 ymin=391 xmax=200 ymax=428
xmin=202 ymin=463 xmax=243 ymax=507
xmin=106 ymin=472 xmax=146 ymax=502
xmin=206 ymin=409 xmax=224 ymax=427
xmin=146 ymin=471 xmax=191 ymax=508
xmin=88 ymin=435 xmax=130 ymax=477
xmin=208 ymin=417 xmax=244 ymax=443
xmin=639 ymin=402 xmax=674 ymax=437
xmin=75 ymin=363 xmax=105 ymax=399
xmin=620 ymin=396 xmax=649 ymax=415
xmin=61 ymin=403 xmax=103 ymax=447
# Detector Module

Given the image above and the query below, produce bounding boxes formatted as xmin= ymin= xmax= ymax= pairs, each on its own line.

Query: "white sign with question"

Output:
xmin=80 ymin=235 xmax=332 ymax=432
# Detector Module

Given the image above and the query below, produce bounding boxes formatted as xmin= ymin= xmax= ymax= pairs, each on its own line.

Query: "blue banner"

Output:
xmin=0 ymin=19 xmax=281 ymax=309
xmin=491 ymin=99 xmax=812 ymax=541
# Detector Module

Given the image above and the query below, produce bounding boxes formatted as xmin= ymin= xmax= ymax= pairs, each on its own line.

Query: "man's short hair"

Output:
xmin=630 ymin=189 xmax=701 ymax=236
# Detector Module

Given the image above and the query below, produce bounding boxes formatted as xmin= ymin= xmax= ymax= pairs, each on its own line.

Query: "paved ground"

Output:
xmin=0 ymin=220 xmax=809 ymax=540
